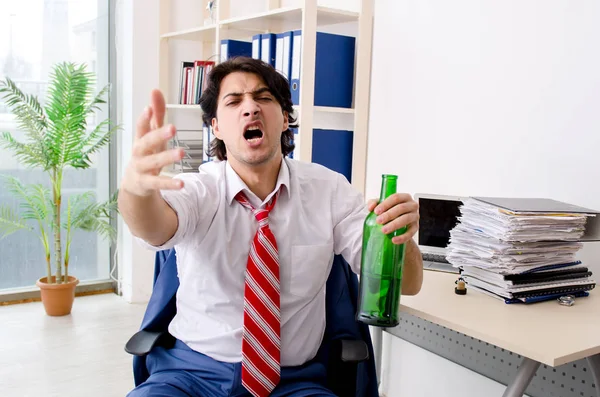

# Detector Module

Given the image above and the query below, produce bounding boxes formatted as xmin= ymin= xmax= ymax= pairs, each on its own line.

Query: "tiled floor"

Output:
xmin=0 ymin=293 xmax=147 ymax=397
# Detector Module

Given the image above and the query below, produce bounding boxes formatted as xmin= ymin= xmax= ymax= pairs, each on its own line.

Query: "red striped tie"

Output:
xmin=235 ymin=191 xmax=281 ymax=397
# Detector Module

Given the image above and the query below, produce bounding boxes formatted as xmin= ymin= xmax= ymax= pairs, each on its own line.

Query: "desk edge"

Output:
xmin=395 ymin=305 xmax=558 ymax=367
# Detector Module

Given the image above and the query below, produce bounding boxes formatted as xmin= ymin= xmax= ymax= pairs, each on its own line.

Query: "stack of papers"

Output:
xmin=447 ymin=198 xmax=597 ymax=303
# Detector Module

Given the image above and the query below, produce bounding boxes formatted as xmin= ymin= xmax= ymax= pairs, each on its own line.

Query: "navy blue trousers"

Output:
xmin=127 ymin=340 xmax=336 ymax=397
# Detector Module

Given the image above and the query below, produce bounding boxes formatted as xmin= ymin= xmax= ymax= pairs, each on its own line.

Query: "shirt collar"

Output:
xmin=225 ymin=157 xmax=291 ymax=207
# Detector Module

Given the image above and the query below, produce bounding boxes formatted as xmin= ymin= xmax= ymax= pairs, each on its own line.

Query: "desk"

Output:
xmin=377 ymin=270 xmax=600 ymax=397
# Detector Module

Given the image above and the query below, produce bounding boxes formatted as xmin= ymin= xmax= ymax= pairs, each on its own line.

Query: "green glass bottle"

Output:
xmin=356 ymin=174 xmax=407 ymax=327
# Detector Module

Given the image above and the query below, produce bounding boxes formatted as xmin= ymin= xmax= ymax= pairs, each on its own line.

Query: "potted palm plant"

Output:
xmin=0 ymin=62 xmax=119 ymax=316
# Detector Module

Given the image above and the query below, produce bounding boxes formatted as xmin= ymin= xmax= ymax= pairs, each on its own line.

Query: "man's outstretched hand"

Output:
xmin=121 ymin=89 xmax=185 ymax=197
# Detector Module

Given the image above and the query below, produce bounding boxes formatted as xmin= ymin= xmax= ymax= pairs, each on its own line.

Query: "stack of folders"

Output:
xmin=447 ymin=197 xmax=597 ymax=304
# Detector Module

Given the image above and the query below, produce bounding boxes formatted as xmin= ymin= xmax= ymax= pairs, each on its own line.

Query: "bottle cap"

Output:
xmin=455 ymin=279 xmax=467 ymax=295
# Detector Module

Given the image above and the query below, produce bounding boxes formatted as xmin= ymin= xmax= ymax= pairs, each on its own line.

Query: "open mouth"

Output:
xmin=243 ymin=125 xmax=264 ymax=143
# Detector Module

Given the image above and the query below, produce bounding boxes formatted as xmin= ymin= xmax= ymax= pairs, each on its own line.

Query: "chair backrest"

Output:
xmin=133 ymin=248 xmax=378 ymax=395
xmin=321 ymin=253 xmax=379 ymax=396
xmin=139 ymin=249 xmax=179 ymax=332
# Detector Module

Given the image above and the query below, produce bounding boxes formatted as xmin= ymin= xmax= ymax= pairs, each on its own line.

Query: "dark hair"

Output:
xmin=199 ymin=56 xmax=298 ymax=161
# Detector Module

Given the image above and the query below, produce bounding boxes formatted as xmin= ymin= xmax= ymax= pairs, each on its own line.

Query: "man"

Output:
xmin=120 ymin=56 xmax=423 ymax=397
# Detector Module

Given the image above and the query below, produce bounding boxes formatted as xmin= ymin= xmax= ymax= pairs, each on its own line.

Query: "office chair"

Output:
xmin=125 ymin=249 xmax=379 ymax=397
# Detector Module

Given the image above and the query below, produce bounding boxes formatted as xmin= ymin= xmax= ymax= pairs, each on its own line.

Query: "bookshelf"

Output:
xmin=157 ymin=0 xmax=374 ymax=195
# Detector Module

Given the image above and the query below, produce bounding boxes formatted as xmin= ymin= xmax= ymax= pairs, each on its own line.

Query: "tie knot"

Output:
xmin=235 ymin=191 xmax=278 ymax=227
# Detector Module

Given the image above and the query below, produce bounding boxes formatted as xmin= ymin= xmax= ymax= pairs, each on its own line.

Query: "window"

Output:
xmin=0 ymin=0 xmax=114 ymax=292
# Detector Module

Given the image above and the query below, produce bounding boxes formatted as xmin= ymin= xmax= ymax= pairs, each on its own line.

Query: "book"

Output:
xmin=461 ymin=263 xmax=591 ymax=286
xmin=464 ymin=276 xmax=595 ymax=300
xmin=178 ymin=60 xmax=215 ymax=105
xmin=472 ymin=285 xmax=591 ymax=304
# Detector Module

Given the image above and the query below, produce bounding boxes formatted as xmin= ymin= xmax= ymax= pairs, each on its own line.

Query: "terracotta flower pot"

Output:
xmin=36 ymin=276 xmax=80 ymax=316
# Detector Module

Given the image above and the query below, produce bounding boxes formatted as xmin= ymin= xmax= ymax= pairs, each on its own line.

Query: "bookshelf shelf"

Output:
xmin=166 ymin=104 xmax=203 ymax=110
xmin=161 ymin=25 xmax=217 ymax=41
xmin=219 ymin=6 xmax=359 ymax=33
xmin=313 ymin=106 xmax=355 ymax=114
xmin=292 ymin=105 xmax=356 ymax=122
xmin=315 ymin=6 xmax=360 ymax=22
xmin=158 ymin=0 xmax=373 ymax=194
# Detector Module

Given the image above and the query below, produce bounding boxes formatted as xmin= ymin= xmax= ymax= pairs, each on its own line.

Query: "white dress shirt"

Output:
xmin=136 ymin=158 xmax=367 ymax=366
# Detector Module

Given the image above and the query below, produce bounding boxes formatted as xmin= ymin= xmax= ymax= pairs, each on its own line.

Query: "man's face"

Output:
xmin=212 ymin=71 xmax=289 ymax=168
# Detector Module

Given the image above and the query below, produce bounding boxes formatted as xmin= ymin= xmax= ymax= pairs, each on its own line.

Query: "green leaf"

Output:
xmin=72 ymin=119 xmax=117 ymax=168
xmin=61 ymin=191 xmax=94 ymax=230
xmin=0 ymin=77 xmax=48 ymax=155
xmin=44 ymin=62 xmax=96 ymax=169
xmin=30 ymin=184 xmax=54 ymax=229
xmin=84 ymin=83 xmax=109 ymax=115
xmin=1 ymin=175 xmax=51 ymax=223
xmin=82 ymin=217 xmax=117 ymax=242
xmin=66 ymin=191 xmax=118 ymax=242
xmin=0 ymin=132 xmax=48 ymax=169
xmin=0 ymin=205 xmax=31 ymax=238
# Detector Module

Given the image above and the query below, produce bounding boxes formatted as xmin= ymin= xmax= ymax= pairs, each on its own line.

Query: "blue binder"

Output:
xmin=288 ymin=127 xmax=298 ymax=159
xmin=220 ymin=39 xmax=252 ymax=62
xmin=260 ymin=33 xmax=277 ymax=67
xmin=275 ymin=31 xmax=294 ymax=81
xmin=290 ymin=30 xmax=302 ymax=105
xmin=312 ymin=129 xmax=354 ymax=182
xmin=290 ymin=31 xmax=356 ymax=108
xmin=252 ymin=34 xmax=262 ymax=60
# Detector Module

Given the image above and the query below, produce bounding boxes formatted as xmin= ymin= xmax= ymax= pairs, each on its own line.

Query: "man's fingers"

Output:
xmin=135 ymin=106 xmax=153 ymax=139
xmin=367 ymin=199 xmax=378 ymax=212
xmin=140 ymin=174 xmax=184 ymax=191
xmin=376 ymin=201 xmax=418 ymax=225
xmin=374 ymin=193 xmax=413 ymax=215
xmin=134 ymin=124 xmax=176 ymax=156
xmin=381 ymin=212 xmax=419 ymax=235
xmin=150 ymin=89 xmax=166 ymax=130
xmin=392 ymin=221 xmax=419 ymax=245
xmin=135 ymin=148 xmax=184 ymax=174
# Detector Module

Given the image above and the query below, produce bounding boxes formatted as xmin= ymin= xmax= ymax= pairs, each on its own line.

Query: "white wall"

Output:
xmin=115 ymin=0 xmax=160 ymax=302
xmin=367 ymin=1 xmax=600 ymax=396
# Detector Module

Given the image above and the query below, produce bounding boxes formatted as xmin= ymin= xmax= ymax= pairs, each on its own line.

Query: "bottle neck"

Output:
xmin=379 ymin=175 xmax=398 ymax=202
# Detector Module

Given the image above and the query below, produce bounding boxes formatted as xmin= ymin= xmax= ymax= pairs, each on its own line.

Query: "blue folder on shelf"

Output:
xmin=312 ymin=129 xmax=354 ymax=183
xmin=220 ymin=39 xmax=252 ymax=62
xmin=260 ymin=33 xmax=277 ymax=67
xmin=275 ymin=31 xmax=293 ymax=80
xmin=289 ymin=31 xmax=356 ymax=108
xmin=252 ymin=34 xmax=262 ymax=60
xmin=287 ymin=128 xmax=298 ymax=159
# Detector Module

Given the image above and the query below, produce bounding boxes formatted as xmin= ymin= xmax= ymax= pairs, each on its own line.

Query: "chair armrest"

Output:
xmin=125 ymin=330 xmax=174 ymax=356
xmin=339 ymin=339 xmax=369 ymax=362
xmin=327 ymin=339 xmax=369 ymax=396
